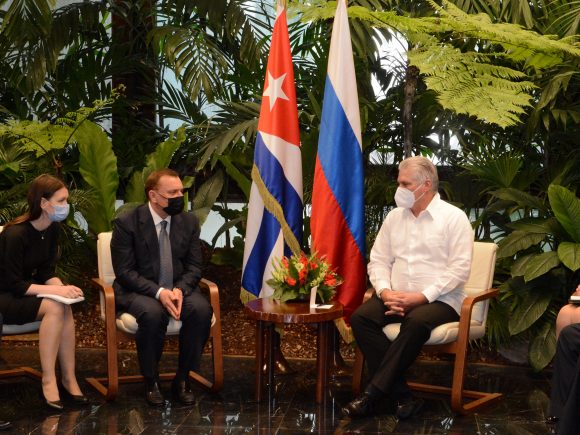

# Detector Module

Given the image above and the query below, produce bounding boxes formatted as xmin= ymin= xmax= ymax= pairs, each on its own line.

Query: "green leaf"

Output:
xmin=492 ymin=188 xmax=548 ymax=213
xmin=558 ymin=242 xmax=580 ymax=272
xmin=217 ymin=155 xmax=251 ymax=200
xmin=523 ymin=251 xmax=560 ymax=282
xmin=145 ymin=126 xmax=186 ymax=170
xmin=506 ymin=217 xmax=555 ymax=234
xmin=548 ymin=185 xmax=580 ymax=243
xmin=192 ymin=170 xmax=224 ymax=226
xmin=75 ymin=121 xmax=118 ymax=234
xmin=509 ymin=291 xmax=551 ymax=336
xmin=124 ymin=171 xmax=146 ymax=204
xmin=511 ymin=253 xmax=536 ymax=278
xmin=124 ymin=127 xmax=187 ymax=204
xmin=497 ymin=231 xmax=545 ymax=258
xmin=529 ymin=321 xmax=556 ymax=371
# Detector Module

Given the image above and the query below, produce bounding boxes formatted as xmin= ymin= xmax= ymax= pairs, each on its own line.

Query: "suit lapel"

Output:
xmin=169 ymin=212 xmax=182 ymax=252
xmin=138 ymin=205 xmax=160 ymax=279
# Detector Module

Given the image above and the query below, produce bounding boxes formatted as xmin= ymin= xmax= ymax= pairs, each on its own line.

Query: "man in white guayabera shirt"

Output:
xmin=342 ymin=156 xmax=474 ymax=420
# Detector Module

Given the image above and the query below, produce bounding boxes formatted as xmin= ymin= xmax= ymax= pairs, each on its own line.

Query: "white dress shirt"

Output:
xmin=368 ymin=193 xmax=474 ymax=314
xmin=148 ymin=202 xmax=172 ymax=299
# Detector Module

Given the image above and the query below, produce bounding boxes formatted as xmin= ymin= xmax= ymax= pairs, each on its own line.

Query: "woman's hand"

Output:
xmin=52 ymin=285 xmax=84 ymax=299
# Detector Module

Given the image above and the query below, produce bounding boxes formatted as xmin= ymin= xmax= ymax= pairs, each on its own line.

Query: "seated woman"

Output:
xmin=0 ymin=174 xmax=87 ymax=410
xmin=556 ymin=271 xmax=580 ymax=339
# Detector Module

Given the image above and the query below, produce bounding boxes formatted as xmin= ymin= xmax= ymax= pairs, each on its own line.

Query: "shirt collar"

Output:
xmin=148 ymin=202 xmax=171 ymax=227
xmin=418 ymin=192 xmax=441 ymax=219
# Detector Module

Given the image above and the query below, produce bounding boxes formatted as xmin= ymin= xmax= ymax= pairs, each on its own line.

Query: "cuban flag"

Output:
xmin=241 ymin=2 xmax=303 ymax=302
xmin=310 ymin=0 xmax=365 ymax=328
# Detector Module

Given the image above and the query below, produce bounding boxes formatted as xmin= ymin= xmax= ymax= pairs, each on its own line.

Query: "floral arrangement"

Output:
xmin=266 ymin=251 xmax=343 ymax=303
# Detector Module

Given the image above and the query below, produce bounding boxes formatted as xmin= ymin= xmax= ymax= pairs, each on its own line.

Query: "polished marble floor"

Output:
xmin=0 ymin=346 xmax=556 ymax=434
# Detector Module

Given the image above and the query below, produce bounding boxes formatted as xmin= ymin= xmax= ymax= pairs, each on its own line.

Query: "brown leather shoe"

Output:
xmin=171 ymin=379 xmax=195 ymax=405
xmin=341 ymin=393 xmax=377 ymax=419
xmin=396 ymin=396 xmax=424 ymax=420
xmin=145 ymin=381 xmax=165 ymax=407
xmin=262 ymin=347 xmax=296 ymax=375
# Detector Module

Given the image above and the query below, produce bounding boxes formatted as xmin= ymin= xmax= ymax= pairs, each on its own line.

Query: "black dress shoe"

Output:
xmin=545 ymin=416 xmax=560 ymax=424
xmin=46 ymin=399 xmax=64 ymax=410
xmin=341 ymin=393 xmax=377 ymax=419
xmin=60 ymin=387 xmax=89 ymax=406
xmin=0 ymin=421 xmax=12 ymax=431
xmin=171 ymin=379 xmax=195 ymax=405
xmin=145 ymin=381 xmax=165 ymax=406
xmin=396 ymin=396 xmax=424 ymax=420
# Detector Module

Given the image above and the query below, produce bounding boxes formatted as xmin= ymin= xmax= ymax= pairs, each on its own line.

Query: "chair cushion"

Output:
xmin=3 ymin=321 xmax=41 ymax=335
xmin=383 ymin=321 xmax=485 ymax=345
xmin=115 ymin=313 xmax=217 ymax=335
xmin=116 ymin=313 xmax=183 ymax=335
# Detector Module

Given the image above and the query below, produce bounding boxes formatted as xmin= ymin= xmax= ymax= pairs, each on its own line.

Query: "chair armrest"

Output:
xmin=363 ymin=288 xmax=375 ymax=303
xmin=463 ymin=287 xmax=499 ymax=307
xmin=92 ymin=277 xmax=118 ymax=335
xmin=92 ymin=277 xmax=116 ymax=310
xmin=200 ymin=278 xmax=221 ymax=325
xmin=456 ymin=287 xmax=499 ymax=340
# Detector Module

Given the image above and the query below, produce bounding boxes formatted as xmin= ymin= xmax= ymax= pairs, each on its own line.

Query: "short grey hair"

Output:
xmin=398 ymin=156 xmax=439 ymax=192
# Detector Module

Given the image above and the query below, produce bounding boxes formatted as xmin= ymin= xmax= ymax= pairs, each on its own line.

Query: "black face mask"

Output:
xmin=162 ymin=195 xmax=184 ymax=216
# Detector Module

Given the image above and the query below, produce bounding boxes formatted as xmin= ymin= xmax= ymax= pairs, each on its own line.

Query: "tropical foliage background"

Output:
xmin=0 ymin=0 xmax=578 ymax=369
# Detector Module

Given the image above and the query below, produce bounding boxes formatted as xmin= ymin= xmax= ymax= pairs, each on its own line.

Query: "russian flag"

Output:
xmin=241 ymin=3 xmax=303 ymax=302
xmin=311 ymin=0 xmax=365 ymax=328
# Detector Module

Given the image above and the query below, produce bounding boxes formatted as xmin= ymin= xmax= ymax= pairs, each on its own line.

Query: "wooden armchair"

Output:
xmin=85 ymin=232 xmax=223 ymax=400
xmin=352 ymin=242 xmax=502 ymax=414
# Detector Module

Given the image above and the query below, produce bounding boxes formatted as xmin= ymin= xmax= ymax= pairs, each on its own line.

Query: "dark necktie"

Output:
xmin=158 ymin=220 xmax=173 ymax=289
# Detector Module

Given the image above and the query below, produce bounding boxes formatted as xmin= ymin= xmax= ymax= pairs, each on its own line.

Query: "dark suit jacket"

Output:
xmin=111 ymin=204 xmax=203 ymax=310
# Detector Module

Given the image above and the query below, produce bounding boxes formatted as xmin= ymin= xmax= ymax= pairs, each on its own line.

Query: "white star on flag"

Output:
xmin=262 ymin=71 xmax=289 ymax=111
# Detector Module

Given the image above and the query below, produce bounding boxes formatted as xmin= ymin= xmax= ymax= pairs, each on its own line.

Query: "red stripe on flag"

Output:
xmin=311 ymin=158 xmax=366 ymax=322
xmin=257 ymin=7 xmax=300 ymax=147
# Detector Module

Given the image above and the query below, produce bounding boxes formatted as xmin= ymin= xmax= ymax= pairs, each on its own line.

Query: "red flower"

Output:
xmin=299 ymin=253 xmax=308 ymax=266
xmin=281 ymin=257 xmax=289 ymax=268
xmin=324 ymin=274 xmax=337 ymax=287
xmin=286 ymin=277 xmax=297 ymax=286
xmin=298 ymin=268 xmax=307 ymax=284
xmin=310 ymin=261 xmax=318 ymax=270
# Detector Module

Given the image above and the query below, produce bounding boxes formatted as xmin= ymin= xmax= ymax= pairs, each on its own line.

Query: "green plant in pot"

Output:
xmin=266 ymin=251 xmax=343 ymax=303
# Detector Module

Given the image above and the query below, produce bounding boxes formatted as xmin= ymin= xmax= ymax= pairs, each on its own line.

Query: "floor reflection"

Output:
xmin=0 ymin=347 xmax=555 ymax=434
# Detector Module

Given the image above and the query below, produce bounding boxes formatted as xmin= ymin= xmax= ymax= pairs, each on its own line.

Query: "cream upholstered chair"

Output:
xmin=0 ymin=226 xmax=43 ymax=380
xmin=352 ymin=241 xmax=502 ymax=414
xmin=85 ymin=231 xmax=223 ymax=400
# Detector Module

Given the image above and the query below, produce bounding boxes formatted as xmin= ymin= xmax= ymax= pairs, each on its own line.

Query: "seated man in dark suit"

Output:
xmin=548 ymin=323 xmax=580 ymax=435
xmin=111 ymin=168 xmax=212 ymax=406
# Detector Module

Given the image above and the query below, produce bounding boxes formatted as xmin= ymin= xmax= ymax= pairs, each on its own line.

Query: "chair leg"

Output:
xmin=86 ymin=308 xmax=120 ymax=401
xmin=408 ymin=341 xmax=502 ymax=415
xmin=351 ymin=345 xmax=365 ymax=395
xmin=209 ymin=323 xmax=223 ymax=392
xmin=0 ymin=367 xmax=42 ymax=380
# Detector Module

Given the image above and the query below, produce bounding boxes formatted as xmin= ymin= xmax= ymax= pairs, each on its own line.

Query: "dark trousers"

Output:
xmin=549 ymin=323 xmax=580 ymax=435
xmin=126 ymin=291 xmax=212 ymax=381
xmin=351 ymin=295 xmax=459 ymax=398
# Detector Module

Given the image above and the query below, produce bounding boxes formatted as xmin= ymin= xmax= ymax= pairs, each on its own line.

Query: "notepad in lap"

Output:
xmin=37 ymin=294 xmax=85 ymax=305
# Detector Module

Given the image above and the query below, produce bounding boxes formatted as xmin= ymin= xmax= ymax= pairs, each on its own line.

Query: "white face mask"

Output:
xmin=394 ymin=184 xmax=425 ymax=209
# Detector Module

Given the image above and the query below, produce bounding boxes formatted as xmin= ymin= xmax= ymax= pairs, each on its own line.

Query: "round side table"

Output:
xmin=244 ymin=298 xmax=343 ymax=403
